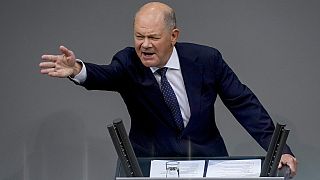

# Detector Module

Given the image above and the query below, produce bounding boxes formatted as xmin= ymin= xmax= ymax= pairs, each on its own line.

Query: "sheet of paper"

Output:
xmin=206 ymin=159 xmax=261 ymax=178
xmin=150 ymin=160 xmax=205 ymax=178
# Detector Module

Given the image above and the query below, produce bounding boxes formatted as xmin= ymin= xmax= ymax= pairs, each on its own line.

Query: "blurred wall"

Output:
xmin=0 ymin=0 xmax=319 ymax=179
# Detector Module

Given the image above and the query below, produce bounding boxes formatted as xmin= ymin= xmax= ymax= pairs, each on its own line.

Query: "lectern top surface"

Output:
xmin=116 ymin=177 xmax=284 ymax=180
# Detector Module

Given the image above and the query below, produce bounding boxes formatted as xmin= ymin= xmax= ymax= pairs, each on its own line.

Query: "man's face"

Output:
xmin=134 ymin=14 xmax=178 ymax=68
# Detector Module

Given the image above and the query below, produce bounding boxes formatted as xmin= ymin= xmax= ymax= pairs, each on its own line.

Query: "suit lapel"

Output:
xmin=136 ymin=44 xmax=204 ymax=132
xmin=176 ymin=44 xmax=203 ymax=132
xmin=137 ymin=66 xmax=179 ymax=130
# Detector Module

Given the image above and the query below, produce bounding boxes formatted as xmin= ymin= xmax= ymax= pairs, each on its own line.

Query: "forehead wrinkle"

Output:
xmin=134 ymin=22 xmax=164 ymax=37
xmin=135 ymin=28 xmax=161 ymax=36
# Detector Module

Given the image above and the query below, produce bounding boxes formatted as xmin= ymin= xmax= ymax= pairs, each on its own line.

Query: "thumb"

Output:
xmin=59 ymin=45 xmax=74 ymax=57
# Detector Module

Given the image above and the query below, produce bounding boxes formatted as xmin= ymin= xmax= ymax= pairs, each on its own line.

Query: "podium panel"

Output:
xmin=114 ymin=156 xmax=289 ymax=180
xmin=117 ymin=178 xmax=283 ymax=180
xmin=109 ymin=121 xmax=290 ymax=180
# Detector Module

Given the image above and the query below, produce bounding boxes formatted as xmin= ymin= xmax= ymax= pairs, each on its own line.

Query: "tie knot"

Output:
xmin=156 ymin=67 xmax=168 ymax=78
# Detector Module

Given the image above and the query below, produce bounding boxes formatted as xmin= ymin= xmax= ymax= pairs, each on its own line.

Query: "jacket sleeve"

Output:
xmin=76 ymin=48 xmax=135 ymax=92
xmin=214 ymin=50 xmax=293 ymax=155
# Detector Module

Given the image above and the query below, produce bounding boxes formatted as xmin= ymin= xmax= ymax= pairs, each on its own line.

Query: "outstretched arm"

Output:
xmin=39 ymin=46 xmax=82 ymax=78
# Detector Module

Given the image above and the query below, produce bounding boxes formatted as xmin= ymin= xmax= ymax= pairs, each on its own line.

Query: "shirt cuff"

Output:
xmin=69 ymin=59 xmax=87 ymax=84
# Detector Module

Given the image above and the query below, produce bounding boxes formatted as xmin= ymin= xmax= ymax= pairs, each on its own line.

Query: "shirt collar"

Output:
xmin=150 ymin=47 xmax=180 ymax=73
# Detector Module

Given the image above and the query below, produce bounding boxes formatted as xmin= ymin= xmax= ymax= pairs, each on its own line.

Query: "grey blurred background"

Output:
xmin=0 ymin=0 xmax=319 ymax=179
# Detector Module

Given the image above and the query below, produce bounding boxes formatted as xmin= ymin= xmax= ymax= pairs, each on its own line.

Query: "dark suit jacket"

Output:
xmin=80 ymin=42 xmax=292 ymax=157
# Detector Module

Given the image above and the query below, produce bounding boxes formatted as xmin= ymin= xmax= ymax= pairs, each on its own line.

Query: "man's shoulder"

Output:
xmin=114 ymin=47 xmax=136 ymax=58
xmin=112 ymin=47 xmax=141 ymax=64
xmin=111 ymin=47 xmax=146 ymax=71
xmin=176 ymin=42 xmax=220 ymax=55
xmin=176 ymin=42 xmax=222 ymax=59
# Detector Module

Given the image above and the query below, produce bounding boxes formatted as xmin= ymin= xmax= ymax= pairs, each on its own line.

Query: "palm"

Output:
xmin=54 ymin=54 xmax=76 ymax=77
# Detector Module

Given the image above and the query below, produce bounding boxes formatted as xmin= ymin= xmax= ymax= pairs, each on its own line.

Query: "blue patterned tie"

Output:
xmin=156 ymin=68 xmax=184 ymax=131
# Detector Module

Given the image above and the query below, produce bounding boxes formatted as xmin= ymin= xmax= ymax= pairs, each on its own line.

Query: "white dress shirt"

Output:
xmin=150 ymin=47 xmax=191 ymax=127
xmin=72 ymin=47 xmax=191 ymax=127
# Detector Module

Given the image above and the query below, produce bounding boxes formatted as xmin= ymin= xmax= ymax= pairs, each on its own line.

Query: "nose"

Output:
xmin=142 ymin=38 xmax=152 ymax=48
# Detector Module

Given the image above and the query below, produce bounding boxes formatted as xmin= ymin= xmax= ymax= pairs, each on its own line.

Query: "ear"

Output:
xmin=171 ymin=28 xmax=180 ymax=46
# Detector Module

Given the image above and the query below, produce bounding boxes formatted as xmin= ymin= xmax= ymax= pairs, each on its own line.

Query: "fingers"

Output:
xmin=40 ymin=54 xmax=63 ymax=76
xmin=39 ymin=61 xmax=55 ymax=68
xmin=287 ymin=158 xmax=297 ymax=177
xmin=41 ymin=54 xmax=59 ymax=62
xmin=39 ymin=61 xmax=71 ymax=77
xmin=279 ymin=154 xmax=298 ymax=178
xmin=39 ymin=60 xmax=60 ymax=76
xmin=41 ymin=45 xmax=74 ymax=63
xmin=40 ymin=47 xmax=68 ymax=75
xmin=40 ymin=45 xmax=76 ymax=78
xmin=48 ymin=71 xmax=63 ymax=77
xmin=40 ymin=66 xmax=55 ymax=75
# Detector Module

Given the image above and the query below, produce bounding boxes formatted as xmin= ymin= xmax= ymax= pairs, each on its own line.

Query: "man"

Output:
xmin=39 ymin=2 xmax=297 ymax=177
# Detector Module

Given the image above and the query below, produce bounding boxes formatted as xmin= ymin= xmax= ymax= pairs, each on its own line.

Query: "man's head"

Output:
xmin=134 ymin=2 xmax=179 ymax=68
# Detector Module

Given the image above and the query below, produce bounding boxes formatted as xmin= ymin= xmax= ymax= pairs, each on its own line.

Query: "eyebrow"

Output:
xmin=135 ymin=32 xmax=161 ymax=37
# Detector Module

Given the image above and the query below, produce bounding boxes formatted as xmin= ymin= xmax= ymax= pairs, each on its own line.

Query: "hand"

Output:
xmin=278 ymin=154 xmax=298 ymax=178
xmin=40 ymin=46 xmax=81 ymax=78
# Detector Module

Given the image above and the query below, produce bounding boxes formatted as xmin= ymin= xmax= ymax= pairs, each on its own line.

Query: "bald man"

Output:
xmin=40 ymin=2 xmax=297 ymax=177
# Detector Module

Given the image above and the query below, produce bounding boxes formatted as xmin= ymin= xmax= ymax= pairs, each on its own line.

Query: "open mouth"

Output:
xmin=142 ymin=52 xmax=155 ymax=57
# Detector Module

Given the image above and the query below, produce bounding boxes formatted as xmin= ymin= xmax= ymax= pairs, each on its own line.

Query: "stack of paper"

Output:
xmin=206 ymin=159 xmax=261 ymax=178
xmin=150 ymin=160 xmax=205 ymax=178
xmin=149 ymin=159 xmax=261 ymax=178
